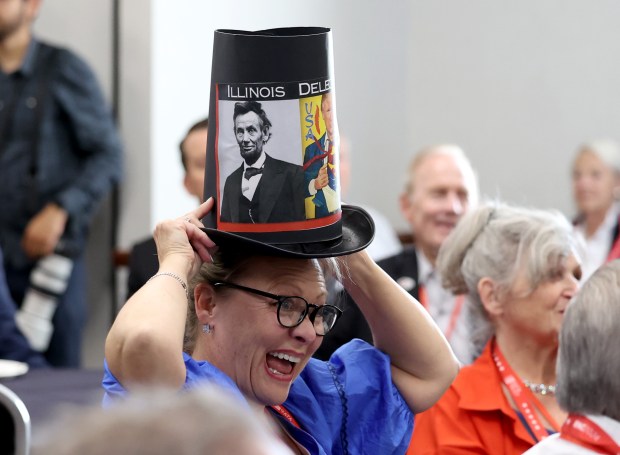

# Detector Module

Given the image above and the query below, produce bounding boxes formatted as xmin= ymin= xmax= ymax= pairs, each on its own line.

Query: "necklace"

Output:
xmin=524 ymin=380 xmax=556 ymax=395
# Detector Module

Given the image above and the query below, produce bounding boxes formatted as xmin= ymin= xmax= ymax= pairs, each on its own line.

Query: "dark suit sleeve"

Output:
xmin=126 ymin=238 xmax=159 ymax=299
xmin=220 ymin=176 xmax=233 ymax=222
xmin=303 ymin=143 xmax=318 ymax=198
xmin=292 ymin=165 xmax=307 ymax=221
xmin=313 ymin=284 xmax=373 ymax=361
xmin=376 ymin=247 xmax=420 ymax=300
xmin=313 ymin=248 xmax=420 ymax=360
xmin=52 ymin=47 xmax=123 ymax=221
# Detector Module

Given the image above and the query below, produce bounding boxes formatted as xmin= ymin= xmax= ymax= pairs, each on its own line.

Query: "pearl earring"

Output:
xmin=202 ymin=323 xmax=213 ymax=334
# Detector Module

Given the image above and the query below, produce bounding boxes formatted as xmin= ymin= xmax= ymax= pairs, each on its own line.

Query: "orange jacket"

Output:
xmin=407 ymin=341 xmax=536 ymax=455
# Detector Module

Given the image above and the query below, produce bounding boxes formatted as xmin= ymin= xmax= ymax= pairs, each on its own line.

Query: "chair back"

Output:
xmin=0 ymin=383 xmax=31 ymax=455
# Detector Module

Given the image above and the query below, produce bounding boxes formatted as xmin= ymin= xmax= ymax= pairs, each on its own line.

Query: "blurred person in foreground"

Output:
xmin=34 ymin=385 xmax=293 ymax=455
xmin=408 ymin=202 xmax=581 ymax=454
xmin=524 ymin=259 xmax=620 ymax=454
xmin=571 ymin=139 xmax=620 ymax=281
xmin=126 ymin=118 xmax=208 ymax=298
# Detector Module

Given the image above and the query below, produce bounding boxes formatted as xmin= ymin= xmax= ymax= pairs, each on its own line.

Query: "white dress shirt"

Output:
xmin=574 ymin=203 xmax=620 ymax=281
xmin=242 ymin=152 xmax=266 ymax=201
xmin=417 ymin=250 xmax=474 ymax=364
xmin=524 ymin=414 xmax=620 ymax=455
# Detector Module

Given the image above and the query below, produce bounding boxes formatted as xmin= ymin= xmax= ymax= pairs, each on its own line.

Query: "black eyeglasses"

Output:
xmin=211 ymin=281 xmax=342 ymax=336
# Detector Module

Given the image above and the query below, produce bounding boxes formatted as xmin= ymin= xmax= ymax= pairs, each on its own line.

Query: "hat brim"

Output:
xmin=202 ymin=204 xmax=375 ymax=258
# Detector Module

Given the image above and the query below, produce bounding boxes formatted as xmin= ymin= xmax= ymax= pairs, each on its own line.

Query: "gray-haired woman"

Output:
xmin=524 ymin=259 xmax=620 ymax=454
xmin=572 ymin=139 xmax=620 ymax=281
xmin=408 ymin=202 xmax=581 ymax=455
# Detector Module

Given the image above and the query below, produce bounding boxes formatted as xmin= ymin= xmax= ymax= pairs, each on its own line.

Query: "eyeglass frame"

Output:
xmin=210 ymin=280 xmax=342 ymax=336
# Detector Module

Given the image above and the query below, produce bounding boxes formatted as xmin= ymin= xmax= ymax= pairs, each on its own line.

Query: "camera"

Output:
xmin=15 ymin=251 xmax=74 ymax=352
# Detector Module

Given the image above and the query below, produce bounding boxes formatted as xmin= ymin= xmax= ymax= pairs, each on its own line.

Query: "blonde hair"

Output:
xmin=185 ymin=252 xmax=338 ymax=353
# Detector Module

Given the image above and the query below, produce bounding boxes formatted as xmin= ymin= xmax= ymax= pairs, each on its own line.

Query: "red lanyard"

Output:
xmin=270 ymin=404 xmax=301 ymax=429
xmin=418 ymin=285 xmax=464 ymax=341
xmin=560 ymin=414 xmax=620 ymax=454
xmin=491 ymin=340 xmax=559 ymax=442
xmin=607 ymin=234 xmax=620 ymax=262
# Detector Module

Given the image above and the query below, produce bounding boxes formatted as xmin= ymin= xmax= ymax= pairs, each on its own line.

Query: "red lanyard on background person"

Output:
xmin=491 ymin=339 xmax=560 ymax=442
xmin=605 ymin=215 xmax=620 ymax=262
xmin=607 ymin=234 xmax=620 ymax=262
xmin=560 ymin=414 xmax=620 ymax=454
xmin=418 ymin=285 xmax=465 ymax=341
xmin=270 ymin=404 xmax=301 ymax=429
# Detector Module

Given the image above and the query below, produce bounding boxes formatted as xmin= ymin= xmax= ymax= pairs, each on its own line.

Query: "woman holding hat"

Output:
xmin=103 ymin=198 xmax=459 ymax=455
xmin=408 ymin=202 xmax=581 ymax=455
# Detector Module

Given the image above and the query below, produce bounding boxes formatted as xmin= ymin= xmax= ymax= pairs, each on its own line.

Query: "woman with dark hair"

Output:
xmin=408 ymin=202 xmax=581 ymax=454
xmin=103 ymin=199 xmax=458 ymax=455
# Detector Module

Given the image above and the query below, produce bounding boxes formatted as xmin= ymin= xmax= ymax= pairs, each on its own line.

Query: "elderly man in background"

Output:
xmin=315 ymin=144 xmax=479 ymax=363
xmin=381 ymin=145 xmax=479 ymax=363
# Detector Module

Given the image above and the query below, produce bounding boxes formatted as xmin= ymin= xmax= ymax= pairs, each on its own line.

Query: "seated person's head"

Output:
xmin=571 ymin=139 xmax=620 ymax=218
xmin=34 ymin=385 xmax=293 ymax=455
xmin=556 ymin=259 xmax=620 ymax=421
xmin=185 ymin=253 xmax=340 ymax=406
xmin=179 ymin=118 xmax=209 ymax=202
xmin=437 ymin=203 xmax=581 ymax=355
xmin=400 ymin=145 xmax=479 ymax=263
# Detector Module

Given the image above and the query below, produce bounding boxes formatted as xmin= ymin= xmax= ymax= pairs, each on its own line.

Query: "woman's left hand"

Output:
xmin=153 ymin=198 xmax=217 ymax=279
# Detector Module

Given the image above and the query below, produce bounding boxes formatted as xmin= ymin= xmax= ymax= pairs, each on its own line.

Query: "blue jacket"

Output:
xmin=103 ymin=340 xmax=413 ymax=455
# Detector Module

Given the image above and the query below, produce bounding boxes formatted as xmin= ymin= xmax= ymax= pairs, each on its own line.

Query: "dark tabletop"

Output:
xmin=0 ymin=368 xmax=103 ymax=436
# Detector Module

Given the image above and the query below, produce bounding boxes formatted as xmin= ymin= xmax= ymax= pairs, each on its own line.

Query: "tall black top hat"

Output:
xmin=201 ymin=27 xmax=374 ymax=258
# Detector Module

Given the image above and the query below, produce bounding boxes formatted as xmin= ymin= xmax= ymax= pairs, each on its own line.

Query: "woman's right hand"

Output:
xmin=153 ymin=197 xmax=217 ymax=279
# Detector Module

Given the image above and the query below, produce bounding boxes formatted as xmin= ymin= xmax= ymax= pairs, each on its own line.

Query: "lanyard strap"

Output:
xmin=606 ymin=217 xmax=620 ymax=262
xmin=418 ymin=285 xmax=464 ymax=342
xmin=491 ymin=340 xmax=559 ymax=442
xmin=270 ymin=404 xmax=301 ymax=429
xmin=560 ymin=414 xmax=620 ymax=454
xmin=302 ymin=136 xmax=334 ymax=170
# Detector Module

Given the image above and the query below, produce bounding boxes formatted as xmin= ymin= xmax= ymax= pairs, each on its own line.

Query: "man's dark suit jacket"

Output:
xmin=313 ymin=246 xmax=419 ymax=360
xmin=220 ymin=154 xmax=306 ymax=223
xmin=126 ymin=237 xmax=158 ymax=299
xmin=303 ymin=134 xmax=337 ymax=218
